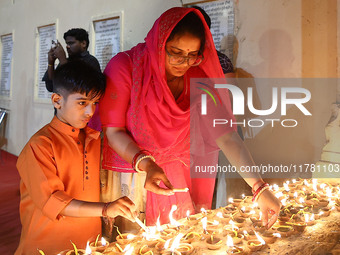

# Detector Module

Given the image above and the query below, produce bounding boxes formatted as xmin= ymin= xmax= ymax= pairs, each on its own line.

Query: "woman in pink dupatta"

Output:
xmin=99 ymin=7 xmax=280 ymax=227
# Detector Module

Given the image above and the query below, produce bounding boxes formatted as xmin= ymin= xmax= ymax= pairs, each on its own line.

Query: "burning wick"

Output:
xmin=186 ymin=210 xmax=190 ymax=220
xmin=85 ymin=241 xmax=91 ymax=255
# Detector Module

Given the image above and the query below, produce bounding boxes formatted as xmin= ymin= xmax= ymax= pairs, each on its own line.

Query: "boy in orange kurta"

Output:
xmin=15 ymin=61 xmax=137 ymax=255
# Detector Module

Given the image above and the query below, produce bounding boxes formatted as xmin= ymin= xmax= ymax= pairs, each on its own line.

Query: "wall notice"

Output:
xmin=0 ymin=34 xmax=13 ymax=98
xmin=93 ymin=17 xmax=120 ymax=71
xmin=195 ymin=0 xmax=235 ymax=60
xmin=36 ymin=24 xmax=55 ymax=101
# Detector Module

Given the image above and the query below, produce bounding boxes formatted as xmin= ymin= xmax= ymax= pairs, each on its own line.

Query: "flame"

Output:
xmin=201 ymin=217 xmax=207 ymax=231
xmin=311 ymin=214 xmax=315 ymax=221
xmin=243 ymin=230 xmax=248 ymax=236
xmin=241 ymin=206 xmax=246 ymax=212
xmin=226 ymin=235 xmax=234 ymax=247
xmin=213 ymin=220 xmax=219 ymax=226
xmin=303 ymin=179 xmax=309 ymax=186
xmin=216 ymin=212 xmax=223 ymax=218
xmin=169 ymin=205 xmax=180 ymax=227
xmin=275 ymin=192 xmax=283 ymax=198
xmin=229 ymin=220 xmax=236 ymax=231
xmin=164 ymin=239 xmax=171 ymax=249
xmin=123 ymin=244 xmax=134 ymax=255
xmin=186 ymin=210 xmax=190 ymax=218
xmin=170 ymin=233 xmax=184 ymax=251
xmin=273 ymin=184 xmax=279 ymax=191
xmin=250 ymin=210 xmax=256 ymax=215
xmin=320 ymin=183 xmax=326 ymax=189
xmin=254 ymin=231 xmax=265 ymax=245
xmin=101 ymin=237 xmax=107 ymax=246
xmin=228 ymin=197 xmax=234 ymax=203
xmin=85 ymin=241 xmax=92 ymax=255
xmin=201 ymin=208 xmax=207 ymax=214
xmin=156 ymin=216 xmax=163 ymax=232
xmin=259 ymin=211 xmax=262 ymax=221
xmin=294 ymin=192 xmax=298 ymax=198
xmin=242 ymin=194 xmax=245 ymax=199
xmin=304 ymin=214 xmax=309 ymax=222
xmin=299 ymin=197 xmax=305 ymax=204
xmin=283 ymin=183 xmax=290 ymax=192
xmin=126 ymin=234 xmax=135 ymax=239
xmin=292 ymin=179 xmax=296 ymax=183
xmin=281 ymin=198 xmax=287 ymax=206
xmin=273 ymin=233 xmax=281 ymax=238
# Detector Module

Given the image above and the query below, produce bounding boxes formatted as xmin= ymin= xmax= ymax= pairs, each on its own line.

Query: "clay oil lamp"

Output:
xmin=242 ymin=230 xmax=255 ymax=241
xmin=161 ymin=233 xmax=184 ymax=255
xmin=160 ymin=228 xmax=177 ymax=240
xmin=89 ymin=236 xmax=109 ymax=252
xmin=274 ymin=225 xmax=294 ymax=237
xmin=246 ymin=231 xmax=266 ymax=252
xmin=141 ymin=226 xmax=162 ymax=248
xmin=223 ymin=228 xmax=244 ymax=245
xmin=176 ymin=243 xmax=194 ymax=255
xmin=238 ymin=206 xmax=252 ymax=218
xmin=66 ymin=241 xmax=101 ymax=255
xmin=318 ymin=199 xmax=330 ymax=208
xmin=278 ymin=208 xmax=291 ymax=223
xmin=232 ymin=216 xmax=247 ymax=228
xmin=229 ymin=197 xmax=243 ymax=208
xmin=116 ymin=233 xmax=137 ymax=245
xmin=215 ymin=211 xmax=231 ymax=224
xmin=181 ymin=232 xmax=201 ymax=244
xmin=261 ymin=231 xmax=281 ymax=244
xmin=205 ymin=234 xmax=223 ymax=250
xmin=304 ymin=213 xmax=315 ymax=226
xmin=291 ymin=222 xmax=307 ymax=233
xmin=226 ymin=235 xmax=245 ymax=255
xmin=250 ymin=211 xmax=263 ymax=224
xmin=223 ymin=204 xmax=238 ymax=215
xmin=138 ymin=244 xmax=153 ymax=255
xmin=320 ymin=207 xmax=331 ymax=217
xmin=206 ymin=219 xmax=221 ymax=233
xmin=251 ymin=221 xmax=266 ymax=234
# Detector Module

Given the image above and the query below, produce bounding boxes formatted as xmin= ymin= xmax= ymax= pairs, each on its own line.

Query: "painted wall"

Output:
xmin=0 ymin=0 xmax=338 ymax=180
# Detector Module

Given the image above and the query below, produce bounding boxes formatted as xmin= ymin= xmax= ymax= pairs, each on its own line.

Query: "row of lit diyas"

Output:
xmin=51 ymin=178 xmax=340 ymax=255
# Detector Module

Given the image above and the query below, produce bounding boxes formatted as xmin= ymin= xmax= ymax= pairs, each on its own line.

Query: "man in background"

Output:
xmin=43 ymin=28 xmax=101 ymax=92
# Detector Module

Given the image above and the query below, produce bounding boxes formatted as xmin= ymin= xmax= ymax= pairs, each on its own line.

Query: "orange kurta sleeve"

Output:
xmin=17 ymin=135 xmax=73 ymax=221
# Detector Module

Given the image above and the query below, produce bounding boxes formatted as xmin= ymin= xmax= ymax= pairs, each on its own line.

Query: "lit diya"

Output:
xmin=89 ymin=236 xmax=109 ymax=252
xmin=66 ymin=241 xmax=101 ymax=255
xmin=205 ymin=235 xmax=223 ymax=250
xmin=246 ymin=231 xmax=266 ymax=252
xmin=226 ymin=235 xmax=245 ymax=255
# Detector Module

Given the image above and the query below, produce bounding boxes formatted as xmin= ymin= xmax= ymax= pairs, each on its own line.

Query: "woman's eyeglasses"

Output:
xmin=165 ymin=49 xmax=204 ymax=66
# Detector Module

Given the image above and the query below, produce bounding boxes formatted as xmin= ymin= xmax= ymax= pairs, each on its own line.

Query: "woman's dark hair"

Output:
xmin=53 ymin=60 xmax=106 ymax=100
xmin=166 ymin=12 xmax=206 ymax=55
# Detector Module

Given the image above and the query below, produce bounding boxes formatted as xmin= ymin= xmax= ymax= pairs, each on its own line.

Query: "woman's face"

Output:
xmin=165 ymin=32 xmax=201 ymax=79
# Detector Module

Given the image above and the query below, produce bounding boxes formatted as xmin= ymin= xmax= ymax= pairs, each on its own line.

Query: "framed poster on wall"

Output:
xmin=91 ymin=12 xmax=123 ymax=71
xmin=34 ymin=23 xmax=57 ymax=103
xmin=185 ymin=0 xmax=235 ymax=60
xmin=0 ymin=33 xmax=14 ymax=99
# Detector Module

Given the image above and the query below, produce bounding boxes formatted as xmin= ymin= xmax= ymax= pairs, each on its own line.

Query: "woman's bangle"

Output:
xmin=132 ymin=150 xmax=150 ymax=169
xmin=135 ymin=155 xmax=156 ymax=173
xmin=252 ymin=182 xmax=269 ymax=202
xmin=252 ymin=180 xmax=265 ymax=194
xmin=102 ymin=202 xmax=111 ymax=217
xmin=254 ymin=186 xmax=269 ymax=202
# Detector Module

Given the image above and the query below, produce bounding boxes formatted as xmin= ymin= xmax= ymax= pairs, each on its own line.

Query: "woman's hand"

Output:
xmin=107 ymin=196 xmax=138 ymax=222
xmin=141 ymin=159 xmax=174 ymax=196
xmin=256 ymin=189 xmax=281 ymax=229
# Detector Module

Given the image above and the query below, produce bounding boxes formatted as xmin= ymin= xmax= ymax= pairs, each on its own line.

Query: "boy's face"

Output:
xmin=52 ymin=92 xmax=100 ymax=129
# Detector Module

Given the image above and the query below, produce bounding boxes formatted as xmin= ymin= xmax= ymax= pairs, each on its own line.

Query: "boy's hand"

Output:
xmin=107 ymin=196 xmax=138 ymax=222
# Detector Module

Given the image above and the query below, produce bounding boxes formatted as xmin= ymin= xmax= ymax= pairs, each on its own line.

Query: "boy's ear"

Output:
xmin=51 ymin=93 xmax=63 ymax=109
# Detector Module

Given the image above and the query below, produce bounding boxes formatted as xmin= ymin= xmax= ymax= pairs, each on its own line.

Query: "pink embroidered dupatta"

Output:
xmin=99 ymin=7 xmax=235 ymax=224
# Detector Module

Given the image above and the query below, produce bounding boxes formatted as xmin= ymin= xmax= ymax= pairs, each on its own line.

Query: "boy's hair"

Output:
xmin=53 ymin=61 xmax=106 ymax=100
xmin=63 ymin=28 xmax=90 ymax=49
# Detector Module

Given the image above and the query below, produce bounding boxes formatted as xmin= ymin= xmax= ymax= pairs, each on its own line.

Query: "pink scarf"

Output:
xmin=100 ymin=7 xmax=234 ymax=171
